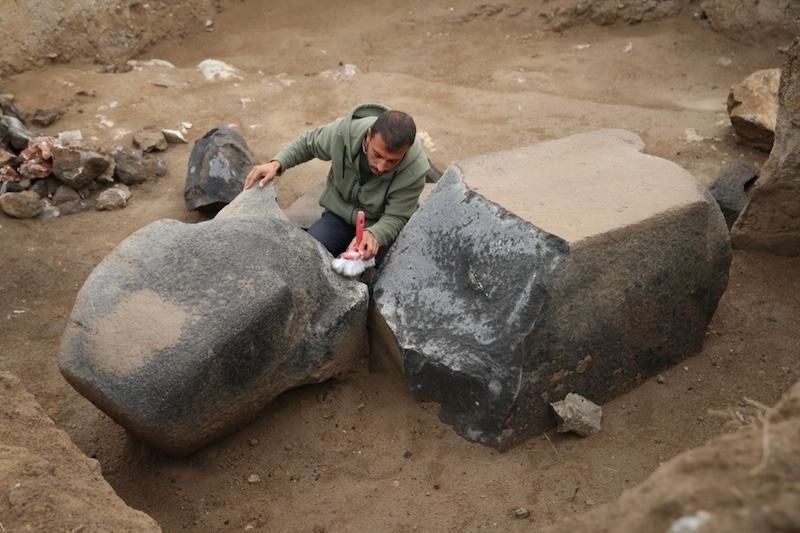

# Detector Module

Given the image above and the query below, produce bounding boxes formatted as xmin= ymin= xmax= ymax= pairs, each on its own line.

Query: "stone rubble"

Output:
xmin=0 ymin=98 xmax=178 ymax=221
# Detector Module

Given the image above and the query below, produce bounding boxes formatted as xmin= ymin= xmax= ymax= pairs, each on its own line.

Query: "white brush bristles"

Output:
xmin=331 ymin=257 xmax=375 ymax=278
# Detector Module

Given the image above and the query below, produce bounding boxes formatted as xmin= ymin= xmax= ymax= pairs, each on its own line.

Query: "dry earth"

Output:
xmin=1 ymin=0 xmax=799 ymax=531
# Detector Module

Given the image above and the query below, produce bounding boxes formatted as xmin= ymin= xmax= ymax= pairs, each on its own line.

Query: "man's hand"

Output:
xmin=349 ymin=230 xmax=379 ymax=261
xmin=244 ymin=160 xmax=281 ymax=190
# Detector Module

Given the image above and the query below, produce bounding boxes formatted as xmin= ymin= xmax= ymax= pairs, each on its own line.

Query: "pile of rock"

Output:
xmin=0 ymin=94 xmax=167 ymax=220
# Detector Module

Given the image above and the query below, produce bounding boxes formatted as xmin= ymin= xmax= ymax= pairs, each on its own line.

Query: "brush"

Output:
xmin=331 ymin=210 xmax=375 ymax=278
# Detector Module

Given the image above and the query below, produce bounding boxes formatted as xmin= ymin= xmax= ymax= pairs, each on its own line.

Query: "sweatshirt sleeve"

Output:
xmin=367 ymin=171 xmax=427 ymax=246
xmin=271 ymin=118 xmax=343 ymax=172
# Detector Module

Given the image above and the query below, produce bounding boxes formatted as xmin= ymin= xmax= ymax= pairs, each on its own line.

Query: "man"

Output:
xmin=244 ymin=103 xmax=429 ymax=265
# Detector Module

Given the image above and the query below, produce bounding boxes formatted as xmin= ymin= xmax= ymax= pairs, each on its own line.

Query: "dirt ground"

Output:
xmin=1 ymin=0 xmax=799 ymax=531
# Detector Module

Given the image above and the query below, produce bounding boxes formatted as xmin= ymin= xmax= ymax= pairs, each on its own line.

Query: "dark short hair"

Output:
xmin=371 ymin=110 xmax=416 ymax=151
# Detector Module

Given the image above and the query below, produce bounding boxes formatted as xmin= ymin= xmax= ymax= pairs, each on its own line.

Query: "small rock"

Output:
xmin=320 ymin=63 xmax=359 ymax=81
xmin=668 ymin=510 xmax=712 ymax=533
xmin=248 ymin=438 xmax=259 ymax=447
xmin=127 ymin=59 xmax=176 ymax=70
xmin=0 ymin=191 xmax=44 ymax=218
xmin=162 ymin=129 xmax=188 ymax=144
xmin=30 ymin=178 xmax=51 ymax=198
xmin=86 ymin=457 xmax=102 ymax=474
xmin=684 ymin=128 xmax=704 ymax=142
xmin=57 ymin=130 xmax=83 ymax=145
xmin=0 ymin=165 xmax=21 ymax=183
xmin=247 ymin=474 xmax=261 ymax=484
xmin=181 ymin=122 xmax=193 ymax=130
xmin=403 ymin=450 xmax=413 ymax=459
xmin=38 ymin=200 xmax=60 ymax=220
xmin=31 ymin=109 xmax=64 ymax=127
xmin=512 ymin=507 xmax=531 ymax=519
xmin=0 ymin=147 xmax=15 ymax=166
xmin=197 ymin=59 xmax=243 ymax=81
xmin=244 ymin=525 xmax=255 ymax=532
xmin=146 ymin=157 xmax=167 ymax=178
xmin=52 ymin=145 xmax=114 ymax=190
xmin=0 ymin=94 xmax=24 ymax=121
xmin=17 ymin=137 xmax=56 ymax=179
xmin=284 ymin=444 xmax=293 ymax=452
xmin=96 ymin=184 xmax=131 ymax=211
xmin=656 ymin=374 xmax=666 ymax=384
xmin=53 ymin=185 xmax=87 ymax=215
xmin=727 ymin=69 xmax=780 ymax=152
xmin=133 ymin=130 xmax=168 ymax=152
xmin=1 ymin=179 xmax=24 ymax=193
xmin=0 ymin=115 xmax=34 ymax=151
xmin=113 ymin=149 xmax=149 ymax=185
xmin=550 ymin=393 xmax=602 ymax=437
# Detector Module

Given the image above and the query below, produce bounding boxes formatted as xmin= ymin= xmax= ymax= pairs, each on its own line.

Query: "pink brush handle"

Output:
xmin=355 ymin=210 xmax=365 ymax=247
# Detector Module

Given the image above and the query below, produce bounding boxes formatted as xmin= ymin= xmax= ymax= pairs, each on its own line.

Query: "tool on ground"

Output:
xmin=331 ymin=210 xmax=375 ymax=278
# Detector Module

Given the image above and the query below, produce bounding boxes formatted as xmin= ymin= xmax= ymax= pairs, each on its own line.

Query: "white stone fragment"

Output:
xmin=127 ymin=59 xmax=176 ymax=70
xmin=161 ymin=129 xmax=188 ymax=144
xmin=668 ymin=511 xmax=713 ymax=533
xmin=550 ymin=393 xmax=602 ymax=437
xmin=57 ymin=130 xmax=83 ymax=144
xmin=197 ymin=59 xmax=243 ymax=81
xmin=684 ymin=128 xmax=704 ymax=142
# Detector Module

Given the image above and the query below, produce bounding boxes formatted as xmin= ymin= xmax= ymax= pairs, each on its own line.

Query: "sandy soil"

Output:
xmin=1 ymin=0 xmax=798 ymax=531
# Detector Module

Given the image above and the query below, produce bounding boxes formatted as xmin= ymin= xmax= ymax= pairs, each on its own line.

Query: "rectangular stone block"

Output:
xmin=372 ymin=129 xmax=731 ymax=450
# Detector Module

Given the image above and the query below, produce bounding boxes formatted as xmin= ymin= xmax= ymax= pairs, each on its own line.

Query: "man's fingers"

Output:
xmin=258 ymin=174 xmax=272 ymax=188
xmin=244 ymin=168 xmax=262 ymax=190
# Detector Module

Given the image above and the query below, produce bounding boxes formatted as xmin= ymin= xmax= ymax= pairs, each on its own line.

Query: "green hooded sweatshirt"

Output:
xmin=272 ymin=103 xmax=429 ymax=246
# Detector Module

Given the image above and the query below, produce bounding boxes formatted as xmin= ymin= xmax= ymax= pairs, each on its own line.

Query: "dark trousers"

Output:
xmin=308 ymin=211 xmax=389 ymax=266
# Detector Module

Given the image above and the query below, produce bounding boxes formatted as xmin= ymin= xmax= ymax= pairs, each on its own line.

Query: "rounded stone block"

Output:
xmin=59 ymin=185 xmax=369 ymax=456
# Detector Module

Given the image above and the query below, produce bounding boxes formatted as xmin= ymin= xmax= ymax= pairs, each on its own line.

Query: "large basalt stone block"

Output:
xmin=371 ymin=129 xmax=730 ymax=450
xmin=59 ymin=185 xmax=369 ymax=456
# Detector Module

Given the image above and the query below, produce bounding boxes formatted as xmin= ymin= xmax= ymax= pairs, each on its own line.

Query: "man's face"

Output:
xmin=364 ymin=129 xmax=409 ymax=175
